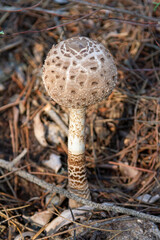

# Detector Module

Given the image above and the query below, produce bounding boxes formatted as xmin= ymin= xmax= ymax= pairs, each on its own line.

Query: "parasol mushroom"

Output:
xmin=42 ymin=36 xmax=117 ymax=207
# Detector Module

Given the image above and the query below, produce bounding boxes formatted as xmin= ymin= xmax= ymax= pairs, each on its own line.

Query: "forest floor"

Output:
xmin=0 ymin=0 xmax=160 ymax=239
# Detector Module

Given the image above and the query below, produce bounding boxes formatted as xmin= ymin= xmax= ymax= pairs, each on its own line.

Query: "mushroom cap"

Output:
xmin=42 ymin=36 xmax=117 ymax=108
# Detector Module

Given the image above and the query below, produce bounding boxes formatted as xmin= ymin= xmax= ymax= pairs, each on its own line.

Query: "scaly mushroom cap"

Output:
xmin=42 ymin=36 xmax=117 ymax=108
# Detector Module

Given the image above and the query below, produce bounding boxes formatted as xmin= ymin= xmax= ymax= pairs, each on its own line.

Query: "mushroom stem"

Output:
xmin=68 ymin=108 xmax=91 ymax=207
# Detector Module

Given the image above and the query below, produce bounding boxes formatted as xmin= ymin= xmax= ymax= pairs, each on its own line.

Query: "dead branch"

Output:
xmin=0 ymin=157 xmax=160 ymax=223
xmin=0 ymin=1 xmax=42 ymax=12
xmin=70 ymin=0 xmax=160 ymax=22
xmin=0 ymin=38 xmax=23 ymax=53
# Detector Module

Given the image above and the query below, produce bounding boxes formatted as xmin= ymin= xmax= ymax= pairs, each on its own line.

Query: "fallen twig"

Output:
xmin=10 ymin=148 xmax=28 ymax=167
xmin=0 ymin=38 xmax=23 ymax=53
xmin=0 ymin=157 xmax=160 ymax=223
xmin=0 ymin=1 xmax=42 ymax=12
xmin=70 ymin=0 xmax=160 ymax=22
xmin=2 ymin=9 xmax=99 ymax=37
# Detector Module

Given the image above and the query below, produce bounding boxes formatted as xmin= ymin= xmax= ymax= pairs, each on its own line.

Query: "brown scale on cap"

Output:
xmin=42 ymin=36 xmax=117 ymax=108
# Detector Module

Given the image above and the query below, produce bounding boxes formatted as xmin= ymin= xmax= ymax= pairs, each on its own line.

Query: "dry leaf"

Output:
xmin=33 ymin=112 xmax=48 ymax=147
xmin=23 ymin=209 xmax=53 ymax=226
xmin=137 ymin=194 xmax=160 ymax=204
xmin=47 ymin=122 xmax=65 ymax=144
xmin=120 ymin=162 xmax=139 ymax=178
xmin=33 ymin=42 xmax=44 ymax=63
xmin=14 ymin=231 xmax=35 ymax=240
xmin=43 ymin=153 xmax=62 ymax=173
xmin=0 ymin=83 xmax=5 ymax=91
xmin=46 ymin=206 xmax=93 ymax=234
xmin=149 ymin=194 xmax=160 ymax=203
xmin=94 ymin=117 xmax=110 ymax=140
xmin=45 ymin=193 xmax=66 ymax=207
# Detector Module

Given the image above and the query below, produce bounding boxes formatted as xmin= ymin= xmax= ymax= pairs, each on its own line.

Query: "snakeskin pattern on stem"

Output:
xmin=68 ymin=151 xmax=91 ymax=207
